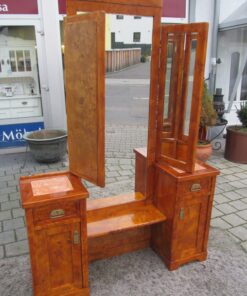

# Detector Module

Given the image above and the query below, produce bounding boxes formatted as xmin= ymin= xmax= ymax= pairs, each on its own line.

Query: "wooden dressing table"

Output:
xmin=20 ymin=1 xmax=219 ymax=295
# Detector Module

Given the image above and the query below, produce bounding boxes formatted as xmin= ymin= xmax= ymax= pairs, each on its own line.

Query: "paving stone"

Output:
xmin=228 ymin=232 xmax=241 ymax=243
xmin=210 ymin=218 xmax=231 ymax=230
xmin=239 ymin=178 xmax=247 ymax=185
xmin=0 ymin=186 xmax=17 ymax=195
xmin=237 ymin=209 xmax=247 ymax=220
xmin=235 ymin=188 xmax=247 ymax=197
xmin=241 ymin=241 xmax=247 ymax=252
xmin=229 ymin=200 xmax=247 ymax=211
xmin=241 ymin=197 xmax=247 ymax=204
xmin=217 ymin=183 xmax=235 ymax=192
xmin=216 ymin=176 xmax=228 ymax=184
xmin=106 ymin=177 xmax=117 ymax=184
xmin=0 ymin=194 xmax=9 ymax=203
xmin=120 ymin=164 xmax=133 ymax=170
xmin=215 ymin=203 xmax=237 ymax=214
xmin=5 ymin=240 xmax=29 ymax=257
xmin=215 ymin=187 xmax=224 ymax=194
xmin=229 ymin=226 xmax=247 ymax=241
xmin=7 ymin=180 xmax=19 ymax=187
xmin=0 ymin=175 xmax=14 ymax=182
xmin=229 ymin=167 xmax=245 ymax=173
xmin=228 ymin=181 xmax=246 ymax=189
xmin=12 ymin=208 xmax=25 ymax=218
xmin=119 ymin=159 xmax=132 ymax=165
xmin=234 ymin=172 xmax=247 ymax=179
xmin=107 ymin=171 xmax=120 ymax=178
xmin=224 ymin=175 xmax=239 ymax=182
xmin=119 ymin=170 xmax=133 ymax=176
xmin=214 ymin=194 xmax=230 ymax=204
xmin=0 ymin=230 xmax=15 ymax=244
xmin=3 ymin=218 xmax=24 ymax=231
xmin=0 ymin=245 xmax=4 ymax=259
xmin=222 ymin=191 xmax=241 ymax=201
xmin=9 ymin=192 xmax=20 ymax=201
xmin=220 ymin=168 xmax=236 ymax=175
xmin=107 ymin=165 xmax=121 ymax=172
xmin=15 ymin=227 xmax=27 ymax=241
xmin=211 ymin=207 xmax=223 ymax=218
xmin=0 ymin=181 xmax=7 ymax=189
xmin=1 ymin=200 xmax=20 ymax=211
xmin=222 ymin=213 xmax=245 ymax=227
xmin=0 ymin=211 xmax=12 ymax=222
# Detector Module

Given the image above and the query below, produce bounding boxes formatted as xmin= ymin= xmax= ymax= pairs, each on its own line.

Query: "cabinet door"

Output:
xmin=156 ymin=23 xmax=208 ymax=172
xmin=64 ymin=12 xmax=105 ymax=187
xmin=173 ymin=195 xmax=208 ymax=260
xmin=34 ymin=222 xmax=84 ymax=295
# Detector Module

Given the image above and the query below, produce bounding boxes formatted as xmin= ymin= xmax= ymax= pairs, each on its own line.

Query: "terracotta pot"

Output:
xmin=224 ymin=126 xmax=247 ymax=163
xmin=196 ymin=142 xmax=213 ymax=162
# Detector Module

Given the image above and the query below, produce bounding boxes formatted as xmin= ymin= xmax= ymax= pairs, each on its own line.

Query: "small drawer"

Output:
xmin=178 ymin=178 xmax=211 ymax=196
xmin=11 ymin=98 xmax=41 ymax=108
xmin=0 ymin=109 xmax=10 ymax=119
xmin=33 ymin=202 xmax=79 ymax=223
xmin=0 ymin=100 xmax=10 ymax=108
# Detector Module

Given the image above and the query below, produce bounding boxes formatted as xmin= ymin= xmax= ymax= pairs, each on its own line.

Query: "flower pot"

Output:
xmin=23 ymin=129 xmax=67 ymax=163
xmin=196 ymin=141 xmax=212 ymax=162
xmin=224 ymin=126 xmax=247 ymax=164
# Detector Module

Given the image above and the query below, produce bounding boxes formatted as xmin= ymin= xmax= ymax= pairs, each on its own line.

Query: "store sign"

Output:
xmin=58 ymin=0 xmax=66 ymax=15
xmin=0 ymin=0 xmax=38 ymax=14
xmin=163 ymin=0 xmax=186 ymax=18
xmin=58 ymin=0 xmax=186 ymax=17
xmin=0 ymin=122 xmax=44 ymax=148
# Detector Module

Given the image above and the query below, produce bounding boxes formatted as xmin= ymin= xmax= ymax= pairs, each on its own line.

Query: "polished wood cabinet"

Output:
xmin=20 ymin=171 xmax=89 ymax=296
xmin=152 ymin=163 xmax=218 ymax=270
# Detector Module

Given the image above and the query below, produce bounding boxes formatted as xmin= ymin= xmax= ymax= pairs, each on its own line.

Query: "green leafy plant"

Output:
xmin=198 ymin=82 xmax=217 ymax=142
xmin=236 ymin=101 xmax=247 ymax=129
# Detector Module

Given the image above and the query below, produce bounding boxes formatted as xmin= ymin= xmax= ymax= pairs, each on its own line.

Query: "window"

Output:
xmin=229 ymin=52 xmax=240 ymax=101
xmin=241 ymin=60 xmax=247 ymax=101
xmin=134 ymin=16 xmax=142 ymax=19
xmin=116 ymin=15 xmax=124 ymax=20
xmin=133 ymin=32 xmax=141 ymax=42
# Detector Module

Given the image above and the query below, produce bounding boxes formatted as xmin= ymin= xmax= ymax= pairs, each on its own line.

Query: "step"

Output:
xmin=87 ymin=204 xmax=166 ymax=238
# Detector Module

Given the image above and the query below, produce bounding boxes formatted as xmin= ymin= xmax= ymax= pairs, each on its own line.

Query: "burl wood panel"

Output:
xmin=156 ymin=23 xmax=209 ymax=173
xmin=134 ymin=148 xmax=147 ymax=196
xmin=64 ymin=12 xmax=105 ymax=187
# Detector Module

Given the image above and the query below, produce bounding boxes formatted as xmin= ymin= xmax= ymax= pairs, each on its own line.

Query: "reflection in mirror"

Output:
xmin=183 ymin=38 xmax=197 ymax=136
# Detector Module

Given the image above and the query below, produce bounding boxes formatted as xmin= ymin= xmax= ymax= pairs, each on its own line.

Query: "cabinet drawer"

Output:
xmin=33 ymin=202 xmax=80 ymax=223
xmin=11 ymin=98 xmax=41 ymax=108
xmin=11 ymin=107 xmax=42 ymax=118
xmin=0 ymin=109 xmax=10 ymax=119
xmin=0 ymin=100 xmax=10 ymax=108
xmin=178 ymin=178 xmax=211 ymax=196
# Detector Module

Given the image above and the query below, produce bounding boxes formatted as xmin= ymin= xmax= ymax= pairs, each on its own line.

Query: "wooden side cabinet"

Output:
xmin=20 ymin=171 xmax=89 ymax=296
xmin=152 ymin=163 xmax=219 ymax=270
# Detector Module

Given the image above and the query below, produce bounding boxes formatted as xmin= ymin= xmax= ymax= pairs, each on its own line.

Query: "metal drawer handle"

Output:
xmin=73 ymin=230 xmax=80 ymax=245
xmin=179 ymin=208 xmax=185 ymax=220
xmin=50 ymin=209 xmax=65 ymax=219
xmin=191 ymin=183 xmax=201 ymax=192
xmin=22 ymin=101 xmax=28 ymax=105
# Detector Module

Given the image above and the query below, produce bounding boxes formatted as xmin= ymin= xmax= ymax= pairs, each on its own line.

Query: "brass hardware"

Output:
xmin=179 ymin=208 xmax=185 ymax=220
xmin=73 ymin=230 xmax=80 ymax=245
xmin=49 ymin=209 xmax=65 ymax=219
xmin=191 ymin=183 xmax=201 ymax=192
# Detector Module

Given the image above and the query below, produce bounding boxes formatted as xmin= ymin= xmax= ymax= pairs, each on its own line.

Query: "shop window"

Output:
xmin=133 ymin=32 xmax=141 ymax=42
xmin=228 ymin=52 xmax=240 ymax=101
xmin=116 ymin=15 xmax=124 ymax=20
xmin=240 ymin=60 xmax=247 ymax=101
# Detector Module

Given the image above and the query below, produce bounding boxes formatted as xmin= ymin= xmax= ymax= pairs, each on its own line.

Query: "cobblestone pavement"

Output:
xmin=0 ymin=124 xmax=247 ymax=259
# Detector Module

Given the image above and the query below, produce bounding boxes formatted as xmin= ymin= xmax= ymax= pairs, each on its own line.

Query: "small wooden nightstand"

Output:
xmin=20 ymin=171 xmax=89 ymax=296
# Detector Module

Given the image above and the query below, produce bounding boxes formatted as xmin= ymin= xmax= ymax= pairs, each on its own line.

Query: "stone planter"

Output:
xmin=196 ymin=141 xmax=213 ymax=162
xmin=23 ymin=129 xmax=67 ymax=163
xmin=224 ymin=126 xmax=247 ymax=164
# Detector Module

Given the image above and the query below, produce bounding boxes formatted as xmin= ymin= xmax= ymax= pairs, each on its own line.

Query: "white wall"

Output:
xmin=193 ymin=0 xmax=215 ymax=78
xmin=110 ymin=15 xmax=153 ymax=44
xmin=219 ymin=0 xmax=247 ymax=23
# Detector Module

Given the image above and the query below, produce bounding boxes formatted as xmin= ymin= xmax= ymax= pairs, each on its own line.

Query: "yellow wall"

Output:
xmin=105 ymin=14 xmax=111 ymax=50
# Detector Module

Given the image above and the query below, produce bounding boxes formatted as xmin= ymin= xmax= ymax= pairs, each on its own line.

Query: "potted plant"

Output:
xmin=224 ymin=101 xmax=247 ymax=163
xmin=196 ymin=82 xmax=217 ymax=162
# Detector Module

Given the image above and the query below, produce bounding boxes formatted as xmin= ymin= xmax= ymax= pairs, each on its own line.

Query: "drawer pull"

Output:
xmin=22 ymin=101 xmax=28 ymax=105
xmin=191 ymin=183 xmax=201 ymax=192
xmin=73 ymin=230 xmax=80 ymax=245
xmin=179 ymin=208 xmax=185 ymax=220
xmin=49 ymin=209 xmax=65 ymax=219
